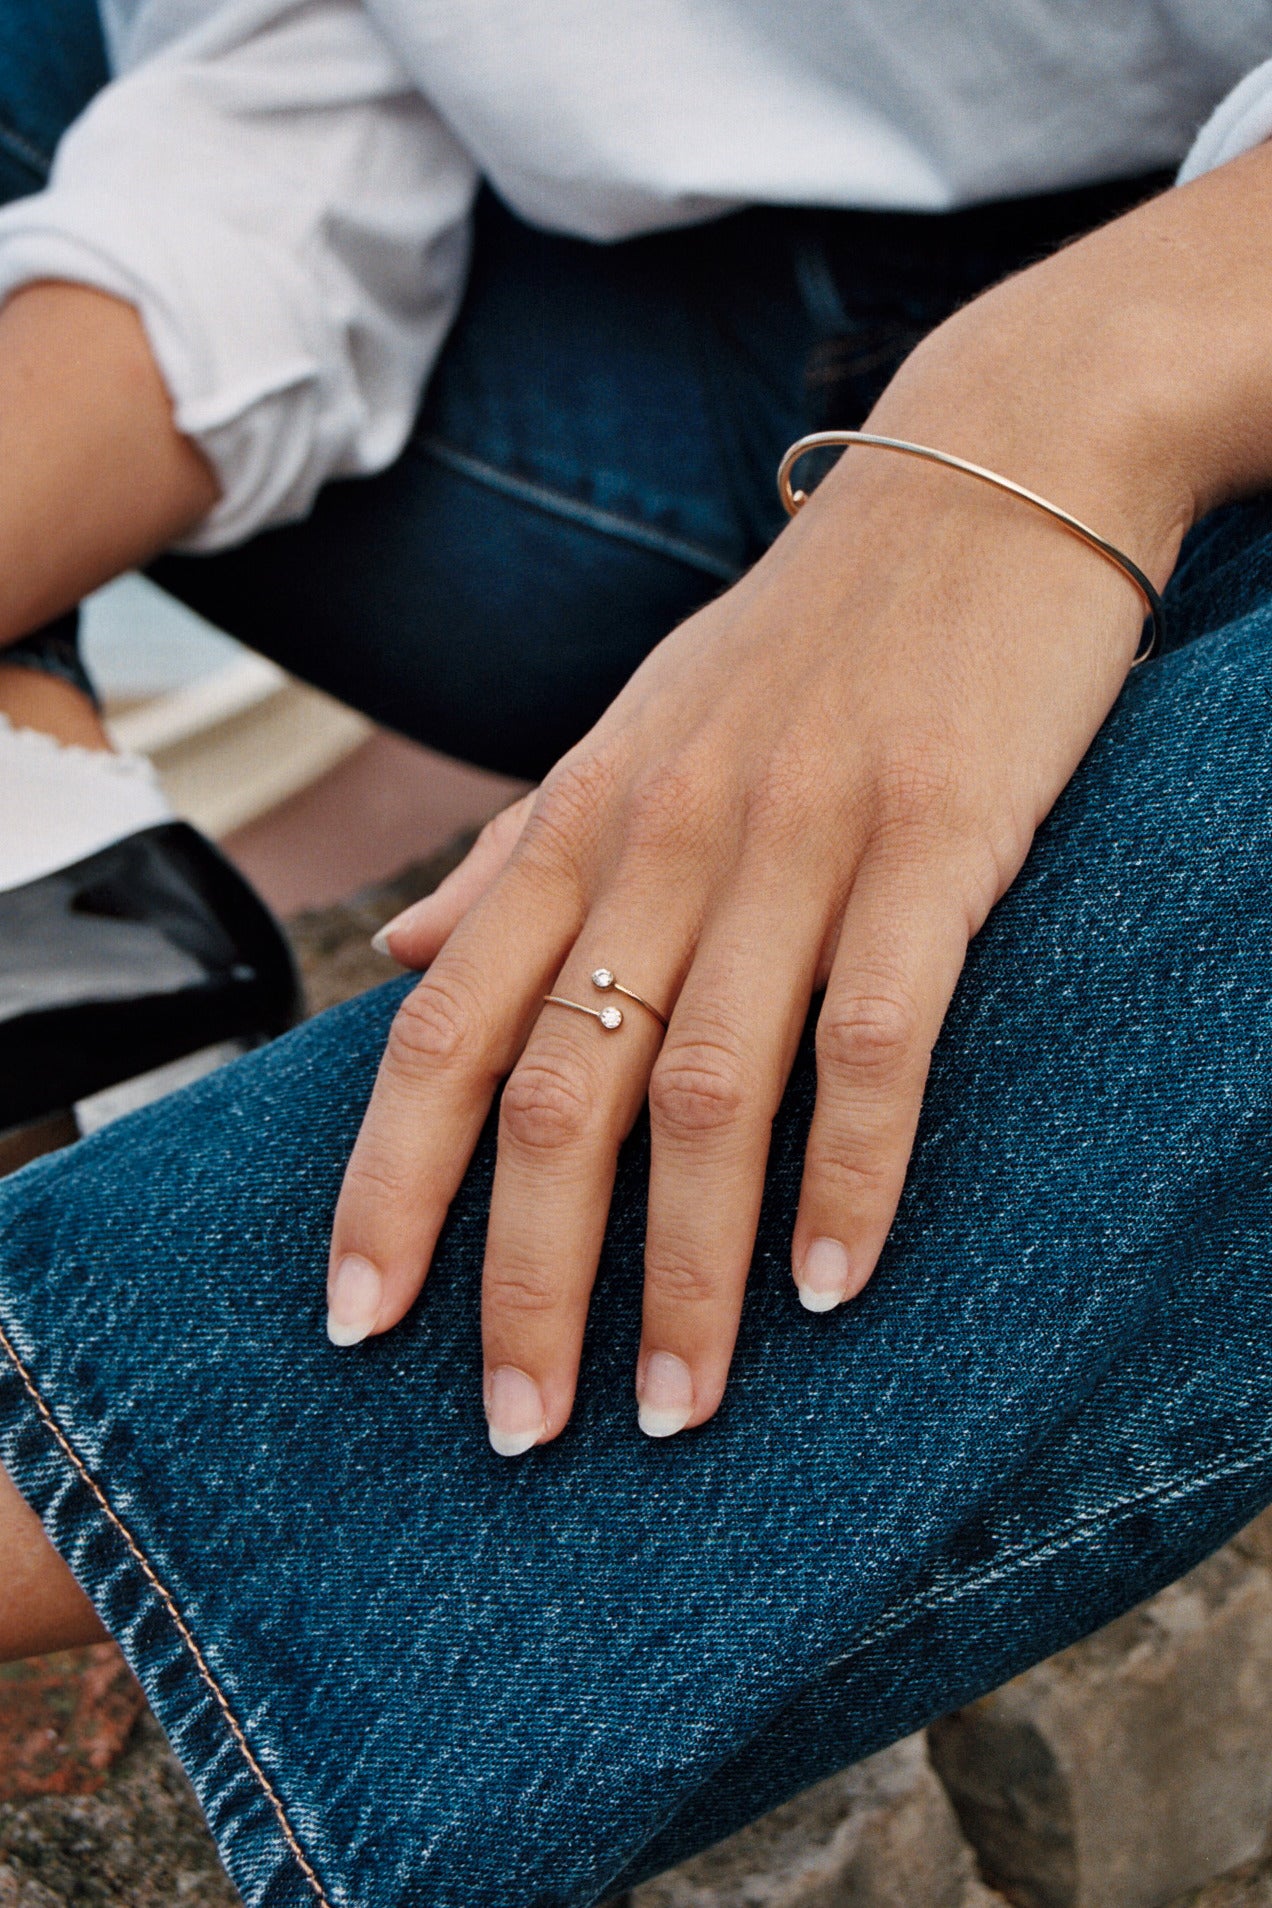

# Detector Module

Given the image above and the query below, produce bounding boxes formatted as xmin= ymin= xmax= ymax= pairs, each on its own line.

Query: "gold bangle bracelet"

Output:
xmin=777 ymin=430 xmax=1164 ymax=666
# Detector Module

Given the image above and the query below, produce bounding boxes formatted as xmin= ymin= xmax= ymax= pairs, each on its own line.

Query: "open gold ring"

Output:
xmin=543 ymin=967 xmax=669 ymax=1033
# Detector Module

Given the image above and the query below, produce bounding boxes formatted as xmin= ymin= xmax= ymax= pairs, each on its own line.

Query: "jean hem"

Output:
xmin=0 ymin=1310 xmax=331 ymax=1908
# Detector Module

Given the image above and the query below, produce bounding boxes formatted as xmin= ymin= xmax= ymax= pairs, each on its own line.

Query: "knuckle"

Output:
xmin=817 ymin=991 xmax=921 ymax=1079
xmin=643 ymin=1243 xmax=722 ymax=1310
xmin=649 ymin=1040 xmax=748 ymax=1141
xmin=523 ymin=752 xmax=620 ymax=872
xmin=339 ymin=1149 xmax=411 ymax=1209
xmin=388 ymin=972 xmax=483 ymax=1072
xmin=484 ymin=1261 xmax=561 ymax=1318
xmin=744 ymin=744 xmax=822 ymax=847
xmin=868 ymin=745 xmax=963 ymax=843
xmin=809 ymin=1128 xmax=904 ymax=1207
xmin=479 ymin=806 xmax=515 ymax=854
xmin=481 ymin=789 xmax=536 ymax=858
xmin=500 ymin=1057 xmax=594 ymax=1153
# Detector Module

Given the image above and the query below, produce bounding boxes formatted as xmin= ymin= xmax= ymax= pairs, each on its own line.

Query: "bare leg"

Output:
xmin=0 ymin=665 xmax=109 ymax=747
xmin=0 ymin=1458 xmax=105 ymax=1660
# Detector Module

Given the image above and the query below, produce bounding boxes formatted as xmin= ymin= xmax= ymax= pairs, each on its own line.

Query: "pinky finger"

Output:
xmin=374 ymin=791 xmax=537 ymax=968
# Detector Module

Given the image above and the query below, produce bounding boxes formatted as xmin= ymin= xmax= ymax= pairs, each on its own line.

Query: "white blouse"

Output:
xmin=1 ymin=0 xmax=1269 ymax=551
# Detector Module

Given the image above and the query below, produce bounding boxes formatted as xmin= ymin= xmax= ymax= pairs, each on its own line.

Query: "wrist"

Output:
xmin=864 ymin=282 xmax=1193 ymax=597
xmin=863 ymin=144 xmax=1272 ymax=589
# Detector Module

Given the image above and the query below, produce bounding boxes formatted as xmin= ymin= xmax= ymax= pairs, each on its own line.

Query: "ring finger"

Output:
xmin=480 ymin=907 xmax=692 ymax=1455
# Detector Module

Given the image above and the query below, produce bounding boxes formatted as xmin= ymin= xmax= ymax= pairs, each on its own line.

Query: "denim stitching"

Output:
xmin=419 ymin=435 xmax=741 ymax=583
xmin=0 ymin=1318 xmax=333 ymax=1908
xmin=0 ymin=114 xmax=52 ymax=183
xmin=6 ymin=1279 xmax=1268 ymax=1908
xmin=828 ymin=1445 xmax=1272 ymax=1672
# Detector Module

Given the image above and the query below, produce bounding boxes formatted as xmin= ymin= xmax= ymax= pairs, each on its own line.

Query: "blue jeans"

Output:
xmin=4 ymin=9 xmax=1272 ymax=1908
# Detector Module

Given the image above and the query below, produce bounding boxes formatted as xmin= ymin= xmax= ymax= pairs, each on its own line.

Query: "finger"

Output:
xmin=328 ymin=828 xmax=581 ymax=1345
xmin=481 ymin=913 xmax=691 ymax=1456
xmin=373 ymin=793 xmax=537 ymax=968
xmin=637 ymin=866 xmax=827 ymax=1437
xmin=792 ymin=849 xmax=970 ymax=1311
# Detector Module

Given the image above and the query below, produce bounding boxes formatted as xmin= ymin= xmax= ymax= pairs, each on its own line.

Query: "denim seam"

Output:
xmin=0 ymin=114 xmax=51 ymax=184
xmin=791 ymin=233 xmax=850 ymax=338
xmin=418 ymin=434 xmax=742 ymax=583
xmin=0 ymin=1316 xmax=333 ymax=1908
xmin=598 ymin=1446 xmax=1272 ymax=1904
xmin=830 ymin=1445 xmax=1272 ymax=1672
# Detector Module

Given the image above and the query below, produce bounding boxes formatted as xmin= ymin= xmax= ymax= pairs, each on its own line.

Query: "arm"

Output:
xmin=0 ymin=284 xmax=216 ymax=646
xmin=332 ymin=142 xmax=1272 ymax=1449
xmin=0 ymin=0 xmax=477 ymax=575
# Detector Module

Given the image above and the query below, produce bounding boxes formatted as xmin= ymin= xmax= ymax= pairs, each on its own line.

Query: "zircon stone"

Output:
xmin=591 ymin=968 xmax=615 ymax=990
xmin=598 ymin=1004 xmax=623 ymax=1030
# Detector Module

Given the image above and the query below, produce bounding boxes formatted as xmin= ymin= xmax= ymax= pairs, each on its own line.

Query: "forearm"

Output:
xmin=0 ymin=282 xmax=217 ymax=646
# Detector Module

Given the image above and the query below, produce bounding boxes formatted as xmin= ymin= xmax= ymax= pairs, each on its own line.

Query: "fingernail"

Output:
xmin=371 ymin=903 xmax=420 ymax=958
xmin=486 ymin=1366 xmax=546 ymax=1457
xmin=637 ymin=1351 xmax=694 ymax=1439
xmin=797 ymin=1237 xmax=851 ymax=1312
xmin=326 ymin=1254 xmax=384 ymax=1345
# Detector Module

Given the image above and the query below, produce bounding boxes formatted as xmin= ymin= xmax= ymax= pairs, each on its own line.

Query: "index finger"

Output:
xmin=326 ymin=843 xmax=581 ymax=1346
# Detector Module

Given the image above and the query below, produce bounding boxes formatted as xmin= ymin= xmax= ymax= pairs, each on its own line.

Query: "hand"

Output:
xmin=327 ymin=208 xmax=1202 ymax=1454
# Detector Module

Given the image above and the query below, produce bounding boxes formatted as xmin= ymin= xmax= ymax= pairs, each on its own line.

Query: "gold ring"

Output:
xmin=543 ymin=967 xmax=669 ymax=1033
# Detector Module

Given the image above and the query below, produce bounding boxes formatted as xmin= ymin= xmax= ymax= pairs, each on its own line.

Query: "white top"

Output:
xmin=1 ymin=0 xmax=1270 ymax=551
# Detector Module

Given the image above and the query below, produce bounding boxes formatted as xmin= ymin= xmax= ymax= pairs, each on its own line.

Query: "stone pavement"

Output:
xmin=5 ymin=843 xmax=1272 ymax=1907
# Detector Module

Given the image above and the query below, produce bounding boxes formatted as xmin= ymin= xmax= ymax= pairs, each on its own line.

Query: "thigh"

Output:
xmin=0 ymin=0 xmax=107 ymax=203
xmin=152 ymin=195 xmax=824 ymax=779
xmin=4 ymin=514 xmax=1272 ymax=1907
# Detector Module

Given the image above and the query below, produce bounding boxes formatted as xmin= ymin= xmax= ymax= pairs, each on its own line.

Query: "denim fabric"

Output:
xmin=0 ymin=612 xmax=99 ymax=704
xmin=5 ymin=15 xmax=1272 ymax=1908
xmin=5 ymin=529 xmax=1272 ymax=1908
xmin=0 ymin=0 xmax=105 ymax=201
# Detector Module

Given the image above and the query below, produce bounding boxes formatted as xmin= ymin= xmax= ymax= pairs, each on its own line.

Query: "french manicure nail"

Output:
xmin=326 ymin=1254 xmax=384 ymax=1345
xmin=371 ymin=906 xmax=412 ymax=958
xmin=797 ymin=1237 xmax=851 ymax=1312
xmin=486 ymin=1366 xmax=546 ymax=1457
xmin=637 ymin=1351 xmax=694 ymax=1439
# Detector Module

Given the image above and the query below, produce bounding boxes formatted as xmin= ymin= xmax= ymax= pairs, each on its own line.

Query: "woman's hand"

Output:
xmin=323 ymin=153 xmax=1272 ymax=1453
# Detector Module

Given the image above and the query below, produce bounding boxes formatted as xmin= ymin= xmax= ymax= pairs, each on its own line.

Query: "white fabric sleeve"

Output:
xmin=1179 ymin=57 xmax=1272 ymax=185
xmin=0 ymin=0 xmax=477 ymax=550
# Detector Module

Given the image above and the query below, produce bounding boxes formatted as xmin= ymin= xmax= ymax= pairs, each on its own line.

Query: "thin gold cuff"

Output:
xmin=777 ymin=429 xmax=1164 ymax=666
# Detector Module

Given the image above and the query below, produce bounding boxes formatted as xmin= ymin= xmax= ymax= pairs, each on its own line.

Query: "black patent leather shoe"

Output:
xmin=1 ymin=822 xmax=301 ymax=1170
